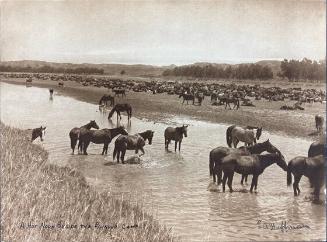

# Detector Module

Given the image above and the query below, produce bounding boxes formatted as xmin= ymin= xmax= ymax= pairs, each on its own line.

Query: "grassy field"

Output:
xmin=0 ymin=123 xmax=175 ymax=242
xmin=1 ymin=77 xmax=325 ymax=140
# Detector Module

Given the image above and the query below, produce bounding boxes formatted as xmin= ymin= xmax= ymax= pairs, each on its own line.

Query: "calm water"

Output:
xmin=1 ymin=82 xmax=325 ymax=241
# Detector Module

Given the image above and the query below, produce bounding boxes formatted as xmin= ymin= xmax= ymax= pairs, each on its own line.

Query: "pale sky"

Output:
xmin=0 ymin=0 xmax=326 ymax=65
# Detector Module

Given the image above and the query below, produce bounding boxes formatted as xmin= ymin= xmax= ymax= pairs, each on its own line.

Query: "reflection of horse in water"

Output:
xmin=79 ymin=126 xmax=128 ymax=155
xmin=226 ymin=125 xmax=262 ymax=148
xmin=209 ymin=140 xmax=281 ymax=185
xmin=108 ymin=104 xmax=132 ymax=122
xmin=29 ymin=126 xmax=46 ymax=142
xmin=287 ymin=155 xmax=325 ymax=202
xmin=164 ymin=125 xmax=188 ymax=152
xmin=113 ymin=130 xmax=154 ymax=163
xmin=221 ymin=153 xmax=287 ymax=193
xmin=69 ymin=120 xmax=99 ymax=154
xmin=99 ymin=94 xmax=115 ymax=106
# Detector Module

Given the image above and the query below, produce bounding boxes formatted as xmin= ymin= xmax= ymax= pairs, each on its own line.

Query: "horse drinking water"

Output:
xmin=164 ymin=125 xmax=188 ymax=152
xmin=108 ymin=104 xmax=132 ymax=123
xmin=113 ymin=130 xmax=155 ymax=163
xmin=69 ymin=120 xmax=99 ymax=154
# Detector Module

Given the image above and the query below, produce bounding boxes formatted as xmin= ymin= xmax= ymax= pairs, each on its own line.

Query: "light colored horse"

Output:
xmin=231 ymin=126 xmax=261 ymax=148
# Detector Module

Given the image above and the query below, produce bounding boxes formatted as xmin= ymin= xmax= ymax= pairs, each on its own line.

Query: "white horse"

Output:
xmin=231 ymin=126 xmax=260 ymax=148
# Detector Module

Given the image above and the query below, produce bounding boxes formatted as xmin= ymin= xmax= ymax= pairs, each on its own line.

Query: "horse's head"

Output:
xmin=147 ymin=130 xmax=155 ymax=145
xmin=118 ymin=126 xmax=128 ymax=135
xmin=182 ymin=125 xmax=188 ymax=137
xmin=263 ymin=139 xmax=282 ymax=155
xmin=274 ymin=152 xmax=288 ymax=171
xmin=32 ymin=126 xmax=46 ymax=142
xmin=256 ymin=127 xmax=262 ymax=140
xmin=90 ymin=120 xmax=99 ymax=129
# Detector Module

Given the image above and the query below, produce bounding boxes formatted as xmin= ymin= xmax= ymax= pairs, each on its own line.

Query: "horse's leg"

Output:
xmin=241 ymin=175 xmax=245 ymax=185
xmin=222 ymin=173 xmax=228 ymax=192
xmin=121 ymin=149 xmax=126 ymax=164
xmin=250 ymin=175 xmax=258 ymax=193
xmin=174 ymin=141 xmax=177 ymax=152
xmin=178 ymin=141 xmax=181 ymax=151
xmin=254 ymin=176 xmax=259 ymax=190
xmin=245 ymin=175 xmax=248 ymax=184
xmin=139 ymin=147 xmax=145 ymax=156
xmin=83 ymin=141 xmax=90 ymax=155
xmin=227 ymin=172 xmax=234 ymax=192
xmin=293 ymin=175 xmax=302 ymax=196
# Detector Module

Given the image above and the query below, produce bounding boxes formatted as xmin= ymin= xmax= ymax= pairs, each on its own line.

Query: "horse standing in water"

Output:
xmin=108 ymin=104 xmax=132 ymax=123
xmin=221 ymin=152 xmax=287 ymax=193
xmin=99 ymin=94 xmax=115 ymax=106
xmin=113 ymin=130 xmax=154 ymax=163
xmin=226 ymin=125 xmax=262 ymax=148
xmin=315 ymin=115 xmax=324 ymax=132
xmin=30 ymin=126 xmax=46 ymax=142
xmin=287 ymin=155 xmax=325 ymax=202
xmin=69 ymin=120 xmax=99 ymax=154
xmin=164 ymin=125 xmax=188 ymax=152
xmin=209 ymin=140 xmax=281 ymax=185
xmin=79 ymin=126 xmax=128 ymax=155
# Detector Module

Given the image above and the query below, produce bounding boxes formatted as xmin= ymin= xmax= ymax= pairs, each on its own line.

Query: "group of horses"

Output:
xmin=209 ymin=124 xmax=325 ymax=202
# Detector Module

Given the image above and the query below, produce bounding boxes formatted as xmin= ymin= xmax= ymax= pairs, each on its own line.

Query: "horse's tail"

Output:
xmin=226 ymin=125 xmax=235 ymax=148
xmin=287 ymin=162 xmax=292 ymax=186
xmin=69 ymin=133 xmax=77 ymax=150
xmin=113 ymin=144 xmax=118 ymax=160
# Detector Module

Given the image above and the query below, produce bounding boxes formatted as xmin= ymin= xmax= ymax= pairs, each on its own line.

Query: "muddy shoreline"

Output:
xmin=1 ymin=77 xmax=325 ymax=140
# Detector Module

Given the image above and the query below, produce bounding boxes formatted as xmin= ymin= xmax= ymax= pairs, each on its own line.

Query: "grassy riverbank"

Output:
xmin=0 ymin=123 xmax=175 ymax=241
xmin=1 ymin=77 xmax=325 ymax=140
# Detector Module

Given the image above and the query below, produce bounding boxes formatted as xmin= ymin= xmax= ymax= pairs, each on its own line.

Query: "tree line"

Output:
xmin=278 ymin=58 xmax=325 ymax=81
xmin=0 ymin=65 xmax=104 ymax=75
xmin=162 ymin=63 xmax=273 ymax=80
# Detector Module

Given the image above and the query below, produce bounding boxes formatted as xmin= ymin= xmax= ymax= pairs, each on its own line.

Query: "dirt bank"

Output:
xmin=1 ymin=77 xmax=325 ymax=140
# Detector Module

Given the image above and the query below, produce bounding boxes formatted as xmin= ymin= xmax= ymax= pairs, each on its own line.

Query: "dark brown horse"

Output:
xmin=221 ymin=152 xmax=287 ymax=193
xmin=220 ymin=96 xmax=240 ymax=110
xmin=308 ymin=140 xmax=325 ymax=157
xmin=113 ymin=89 xmax=126 ymax=97
xmin=164 ymin=125 xmax=188 ymax=152
xmin=79 ymin=126 xmax=128 ymax=155
xmin=30 ymin=126 xmax=46 ymax=142
xmin=209 ymin=140 xmax=280 ymax=185
xmin=113 ymin=130 xmax=154 ymax=163
xmin=315 ymin=115 xmax=324 ymax=132
xmin=99 ymin=94 xmax=115 ymax=106
xmin=287 ymin=155 xmax=325 ymax=202
xmin=108 ymin=104 xmax=132 ymax=122
xmin=69 ymin=120 xmax=99 ymax=154
xmin=179 ymin=93 xmax=195 ymax=105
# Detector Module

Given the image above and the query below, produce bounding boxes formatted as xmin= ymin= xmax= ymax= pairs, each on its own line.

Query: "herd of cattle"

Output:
xmin=2 ymin=72 xmax=326 ymax=109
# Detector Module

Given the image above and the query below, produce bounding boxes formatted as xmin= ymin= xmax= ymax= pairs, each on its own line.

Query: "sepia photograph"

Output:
xmin=0 ymin=0 xmax=326 ymax=241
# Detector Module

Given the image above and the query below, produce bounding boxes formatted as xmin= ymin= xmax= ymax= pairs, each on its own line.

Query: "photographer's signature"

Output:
xmin=257 ymin=220 xmax=310 ymax=232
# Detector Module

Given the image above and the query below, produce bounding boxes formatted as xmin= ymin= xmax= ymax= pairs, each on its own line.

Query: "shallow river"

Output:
xmin=1 ymin=82 xmax=325 ymax=241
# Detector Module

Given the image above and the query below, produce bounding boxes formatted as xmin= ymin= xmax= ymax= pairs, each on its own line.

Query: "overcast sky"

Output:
xmin=1 ymin=0 xmax=325 ymax=65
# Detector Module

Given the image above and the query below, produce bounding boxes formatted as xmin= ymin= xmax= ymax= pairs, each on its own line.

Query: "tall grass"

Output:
xmin=0 ymin=123 xmax=175 ymax=241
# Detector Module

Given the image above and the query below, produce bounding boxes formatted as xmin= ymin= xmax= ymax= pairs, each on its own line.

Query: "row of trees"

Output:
xmin=0 ymin=65 xmax=104 ymax=75
xmin=162 ymin=64 xmax=273 ymax=80
xmin=278 ymin=58 xmax=325 ymax=81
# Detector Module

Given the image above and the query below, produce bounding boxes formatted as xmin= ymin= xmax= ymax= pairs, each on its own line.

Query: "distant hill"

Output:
xmin=0 ymin=60 xmax=281 ymax=76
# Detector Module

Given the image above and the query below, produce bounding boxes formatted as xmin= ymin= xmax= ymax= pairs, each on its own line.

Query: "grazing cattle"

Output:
xmin=31 ymin=126 xmax=46 ymax=142
xmin=315 ymin=115 xmax=324 ymax=132
xmin=164 ymin=125 xmax=188 ymax=152
xmin=221 ymin=153 xmax=287 ymax=193
xmin=69 ymin=120 xmax=99 ymax=154
xmin=113 ymin=130 xmax=154 ymax=163
xmin=287 ymin=155 xmax=325 ymax=202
